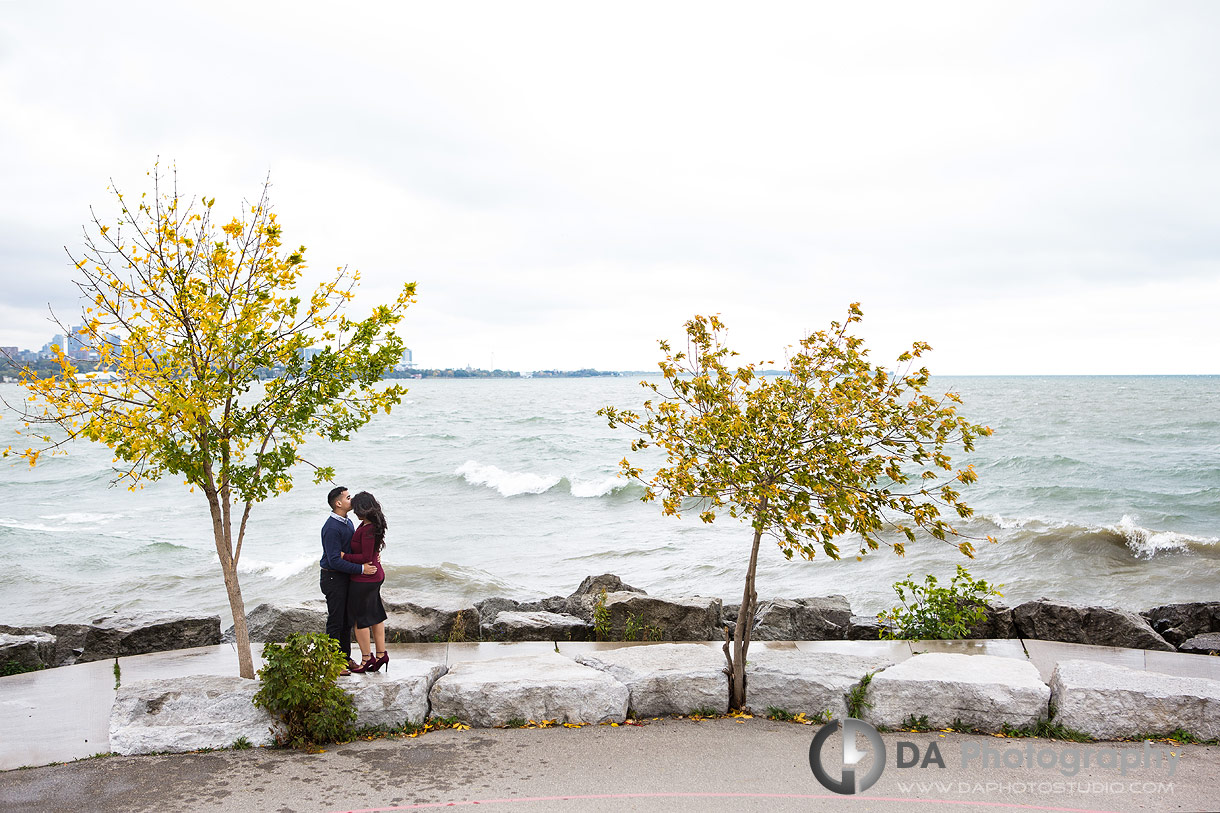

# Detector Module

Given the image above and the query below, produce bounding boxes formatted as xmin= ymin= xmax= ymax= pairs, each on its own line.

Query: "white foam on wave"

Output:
xmin=39 ymin=512 xmax=123 ymax=525
xmin=569 ymin=476 xmax=623 ymax=498
xmin=981 ymin=513 xmax=1070 ymax=531
xmin=456 ymin=460 xmax=561 ymax=496
xmin=237 ymin=553 xmax=318 ymax=580
xmin=0 ymin=516 xmax=63 ymax=533
xmin=1110 ymin=515 xmax=1219 ymax=559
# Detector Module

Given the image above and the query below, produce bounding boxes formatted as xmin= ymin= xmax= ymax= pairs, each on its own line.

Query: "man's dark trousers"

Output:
xmin=320 ymin=569 xmax=352 ymax=658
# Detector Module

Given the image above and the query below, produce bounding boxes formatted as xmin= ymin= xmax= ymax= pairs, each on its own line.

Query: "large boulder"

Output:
xmin=746 ymin=650 xmax=897 ymax=720
xmin=381 ymin=593 xmax=480 ymax=643
xmin=1178 ymin=633 xmax=1220 ymax=656
xmin=82 ymin=612 xmax=221 ymax=661
xmin=519 ymin=595 xmax=588 ymax=620
xmin=558 ymin=576 xmax=647 ymax=623
xmin=487 ymin=611 xmax=592 ymax=642
xmin=429 ymin=653 xmax=629 ymax=727
xmin=1142 ymin=603 xmax=1220 ymax=648
xmin=847 ymin=616 xmax=887 ymax=641
xmin=109 ymin=675 xmax=281 ymax=755
xmin=602 ymin=593 xmax=722 ymax=641
xmin=339 ymin=659 xmax=447 ymax=728
xmin=750 ymin=596 xmax=852 ymax=641
xmin=475 ymin=597 xmax=522 ymax=631
xmin=570 ymin=574 xmax=645 ymax=597
xmin=863 ymin=653 xmax=1050 ymax=732
xmin=1013 ymin=600 xmax=1174 ymax=651
xmin=0 ymin=632 xmax=57 ymax=671
xmin=1050 ymin=659 xmax=1220 ymax=740
xmin=574 ymin=643 xmax=728 ymax=716
xmin=965 ymin=603 xmax=1017 ymax=639
xmin=237 ymin=603 xmax=327 ymax=643
xmin=0 ymin=622 xmax=98 ymax=667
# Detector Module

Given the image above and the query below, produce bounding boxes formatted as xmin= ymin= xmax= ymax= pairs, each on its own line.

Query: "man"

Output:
xmin=320 ymin=486 xmax=376 ymax=673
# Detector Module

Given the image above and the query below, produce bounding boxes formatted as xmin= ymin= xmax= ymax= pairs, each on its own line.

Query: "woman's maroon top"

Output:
xmin=346 ymin=523 xmax=384 ymax=583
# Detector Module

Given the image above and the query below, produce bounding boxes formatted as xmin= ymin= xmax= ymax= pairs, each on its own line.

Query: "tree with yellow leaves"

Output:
xmin=4 ymin=166 xmax=415 ymax=679
xmin=599 ymin=305 xmax=992 ymax=710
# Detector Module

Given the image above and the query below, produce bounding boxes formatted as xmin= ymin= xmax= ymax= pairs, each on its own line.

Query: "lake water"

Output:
xmin=1 ymin=376 xmax=1217 ymax=626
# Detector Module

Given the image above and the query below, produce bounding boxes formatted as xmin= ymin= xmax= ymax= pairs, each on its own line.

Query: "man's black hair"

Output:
xmin=327 ymin=486 xmax=347 ymax=509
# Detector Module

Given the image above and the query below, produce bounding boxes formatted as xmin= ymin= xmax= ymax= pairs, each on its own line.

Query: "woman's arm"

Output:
xmin=345 ymin=525 xmax=374 ymax=564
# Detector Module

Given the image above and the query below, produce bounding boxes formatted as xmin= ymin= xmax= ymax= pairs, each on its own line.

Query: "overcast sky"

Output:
xmin=2 ymin=1 xmax=1217 ymax=373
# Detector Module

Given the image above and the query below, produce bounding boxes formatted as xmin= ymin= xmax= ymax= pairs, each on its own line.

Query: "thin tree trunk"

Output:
xmin=205 ymin=489 xmax=254 ymax=679
xmin=219 ymin=550 xmax=254 ymax=679
xmin=725 ymin=496 xmax=767 ymax=710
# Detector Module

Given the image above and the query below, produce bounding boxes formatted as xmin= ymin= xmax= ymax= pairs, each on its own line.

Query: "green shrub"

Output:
xmin=253 ymin=633 xmax=356 ymax=749
xmin=593 ymin=589 xmax=611 ymax=640
xmin=846 ymin=672 xmax=873 ymax=718
xmin=1 ymin=660 xmax=47 ymax=677
xmin=879 ymin=565 xmax=1003 ymax=640
xmin=623 ymin=612 xmax=662 ymax=642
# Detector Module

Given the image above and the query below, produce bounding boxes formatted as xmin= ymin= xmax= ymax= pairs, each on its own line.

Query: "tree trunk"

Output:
xmin=218 ymin=551 xmax=255 ymax=679
xmin=725 ymin=497 xmax=767 ymax=710
xmin=205 ymin=489 xmax=254 ymax=679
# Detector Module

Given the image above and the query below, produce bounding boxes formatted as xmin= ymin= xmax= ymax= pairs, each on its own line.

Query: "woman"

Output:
xmin=341 ymin=491 xmax=389 ymax=673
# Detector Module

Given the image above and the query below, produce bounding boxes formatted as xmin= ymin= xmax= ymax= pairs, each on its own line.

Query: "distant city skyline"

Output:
xmin=2 ymin=3 xmax=1217 ymax=374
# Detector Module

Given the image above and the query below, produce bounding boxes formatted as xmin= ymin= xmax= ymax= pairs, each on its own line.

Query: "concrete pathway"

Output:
xmin=1 ymin=718 xmax=1217 ymax=813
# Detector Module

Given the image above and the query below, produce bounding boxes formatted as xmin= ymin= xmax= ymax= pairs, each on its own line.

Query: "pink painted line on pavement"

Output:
xmin=331 ymin=792 xmax=1121 ymax=813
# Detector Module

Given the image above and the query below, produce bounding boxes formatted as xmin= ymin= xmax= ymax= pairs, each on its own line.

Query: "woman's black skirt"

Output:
xmin=347 ymin=579 xmax=387 ymax=629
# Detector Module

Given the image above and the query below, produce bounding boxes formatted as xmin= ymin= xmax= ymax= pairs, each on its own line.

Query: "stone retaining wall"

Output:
xmin=106 ymin=644 xmax=1220 ymax=755
xmin=7 ymin=574 xmax=1219 ymax=673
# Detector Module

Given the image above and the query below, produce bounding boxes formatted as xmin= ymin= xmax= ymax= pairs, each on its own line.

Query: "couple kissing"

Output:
xmin=319 ymin=486 xmax=390 ymax=676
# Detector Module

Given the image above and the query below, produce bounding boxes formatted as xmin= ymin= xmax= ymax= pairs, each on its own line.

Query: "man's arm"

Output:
xmin=321 ymin=523 xmax=363 ymax=574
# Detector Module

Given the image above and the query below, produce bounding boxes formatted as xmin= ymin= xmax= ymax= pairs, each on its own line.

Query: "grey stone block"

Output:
xmin=1050 ymin=659 xmax=1220 ymax=740
xmin=574 ymin=643 xmax=728 ymax=716
xmin=863 ymin=653 xmax=1050 ymax=732
xmin=109 ymin=675 xmax=280 ymax=754
xmin=429 ymin=653 xmax=628 ymax=727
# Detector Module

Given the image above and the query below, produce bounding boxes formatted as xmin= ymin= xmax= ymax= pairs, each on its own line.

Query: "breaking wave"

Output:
xmin=983 ymin=513 xmax=1219 ymax=559
xmin=455 ymin=460 xmax=636 ymax=499
xmin=1109 ymin=515 xmax=1218 ymax=559
xmin=237 ymin=553 xmax=318 ymax=580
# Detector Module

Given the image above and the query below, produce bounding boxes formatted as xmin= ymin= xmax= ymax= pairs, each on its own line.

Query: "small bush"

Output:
xmin=253 ymin=633 xmax=356 ymax=750
xmin=231 ymin=736 xmax=253 ymax=750
xmin=879 ymin=565 xmax=1003 ymax=640
xmin=593 ymin=589 xmax=611 ymax=640
xmin=846 ymin=673 xmax=873 ymax=718
xmin=901 ymin=714 xmax=931 ymax=732
xmin=1 ymin=660 xmax=47 ymax=677
xmin=448 ymin=611 xmax=469 ymax=643
xmin=1000 ymin=718 xmax=1094 ymax=742
xmin=624 ymin=612 xmax=663 ymax=642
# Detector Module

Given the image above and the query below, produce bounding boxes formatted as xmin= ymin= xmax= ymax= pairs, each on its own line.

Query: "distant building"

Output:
xmin=42 ymin=326 xmax=115 ymax=361
xmin=394 ymin=347 xmax=414 ymax=372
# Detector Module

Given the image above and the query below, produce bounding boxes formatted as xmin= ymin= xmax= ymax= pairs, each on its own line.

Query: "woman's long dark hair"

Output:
xmin=350 ymin=491 xmax=387 ymax=553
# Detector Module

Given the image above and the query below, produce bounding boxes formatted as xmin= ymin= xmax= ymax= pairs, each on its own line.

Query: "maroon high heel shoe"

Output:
xmin=348 ymin=654 xmax=376 ymax=674
xmin=366 ymin=651 xmax=389 ymax=673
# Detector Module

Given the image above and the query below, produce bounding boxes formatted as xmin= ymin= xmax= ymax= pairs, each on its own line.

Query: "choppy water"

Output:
xmin=1 ymin=376 xmax=1217 ymax=626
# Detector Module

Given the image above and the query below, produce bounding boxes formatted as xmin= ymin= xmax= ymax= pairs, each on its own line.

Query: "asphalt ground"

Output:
xmin=1 ymin=717 xmax=1216 ymax=813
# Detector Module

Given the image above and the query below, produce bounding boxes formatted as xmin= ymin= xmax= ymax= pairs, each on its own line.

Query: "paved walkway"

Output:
xmin=2 ymin=719 xmax=1218 ymax=813
xmin=2 ymin=637 xmax=1218 ymax=772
